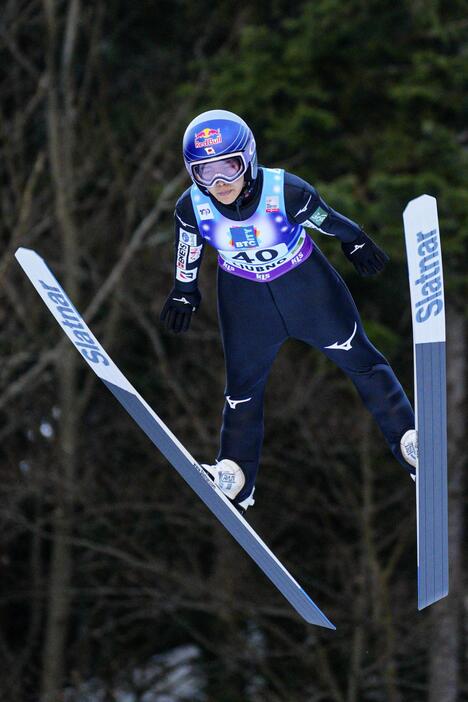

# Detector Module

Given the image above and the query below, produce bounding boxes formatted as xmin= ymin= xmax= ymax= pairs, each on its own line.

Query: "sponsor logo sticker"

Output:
xmin=266 ymin=196 xmax=280 ymax=213
xmin=194 ymin=128 xmax=222 ymax=149
xmin=414 ymin=228 xmax=443 ymax=323
xmin=189 ymin=244 xmax=203 ymax=263
xmin=229 ymin=225 xmax=259 ymax=249
xmin=310 ymin=206 xmax=328 ymax=226
xmin=176 ymin=268 xmax=197 ymax=282
xmin=197 ymin=204 xmax=214 ymax=221
xmin=176 ymin=242 xmax=189 ymax=269
xmin=180 ymin=229 xmax=198 ymax=246
xmin=291 ymin=251 xmax=304 ymax=265
xmin=38 ymin=280 xmax=110 ymax=367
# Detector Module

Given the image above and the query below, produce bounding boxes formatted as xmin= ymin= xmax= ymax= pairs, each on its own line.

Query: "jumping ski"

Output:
xmin=15 ymin=247 xmax=335 ymax=629
xmin=403 ymin=194 xmax=449 ymax=610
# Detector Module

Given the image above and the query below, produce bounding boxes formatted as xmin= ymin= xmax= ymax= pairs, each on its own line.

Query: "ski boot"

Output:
xmin=400 ymin=429 xmax=418 ymax=482
xmin=201 ymin=458 xmax=255 ymax=514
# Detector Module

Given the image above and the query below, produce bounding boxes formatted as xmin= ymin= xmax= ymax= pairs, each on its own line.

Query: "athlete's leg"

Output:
xmin=270 ymin=246 xmax=415 ymax=471
xmin=216 ymin=269 xmax=287 ymax=502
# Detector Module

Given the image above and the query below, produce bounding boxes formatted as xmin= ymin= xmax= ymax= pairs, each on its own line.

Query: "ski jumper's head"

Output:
xmin=183 ymin=109 xmax=257 ymax=205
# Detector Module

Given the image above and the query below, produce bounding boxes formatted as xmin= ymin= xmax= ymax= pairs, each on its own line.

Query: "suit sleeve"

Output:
xmin=284 ymin=172 xmax=363 ymax=243
xmin=173 ymin=193 xmax=205 ymax=293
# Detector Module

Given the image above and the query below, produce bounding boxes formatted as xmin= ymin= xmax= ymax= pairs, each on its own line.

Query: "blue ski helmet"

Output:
xmin=183 ymin=109 xmax=257 ymax=190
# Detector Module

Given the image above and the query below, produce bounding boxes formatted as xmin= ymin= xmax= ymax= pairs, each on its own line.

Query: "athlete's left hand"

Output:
xmin=341 ymin=231 xmax=389 ymax=276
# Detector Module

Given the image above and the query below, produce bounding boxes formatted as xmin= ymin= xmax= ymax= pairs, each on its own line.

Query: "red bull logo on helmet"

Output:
xmin=194 ymin=127 xmax=222 ymax=149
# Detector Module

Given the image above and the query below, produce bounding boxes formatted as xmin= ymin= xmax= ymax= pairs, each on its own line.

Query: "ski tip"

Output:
xmin=15 ymin=247 xmax=38 ymax=264
xmin=403 ymin=193 xmax=437 ymax=215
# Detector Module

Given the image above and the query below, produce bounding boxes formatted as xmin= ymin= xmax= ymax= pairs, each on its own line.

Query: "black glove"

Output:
xmin=160 ymin=288 xmax=201 ymax=333
xmin=341 ymin=231 xmax=389 ymax=276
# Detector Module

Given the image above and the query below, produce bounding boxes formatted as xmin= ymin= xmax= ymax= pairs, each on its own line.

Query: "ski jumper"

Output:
xmin=172 ymin=168 xmax=415 ymax=505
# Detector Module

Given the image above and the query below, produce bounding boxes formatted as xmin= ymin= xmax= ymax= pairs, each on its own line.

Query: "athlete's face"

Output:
xmin=208 ymin=175 xmax=245 ymax=205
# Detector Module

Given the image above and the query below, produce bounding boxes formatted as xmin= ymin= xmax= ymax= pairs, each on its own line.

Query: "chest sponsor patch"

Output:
xmin=197 ymin=204 xmax=214 ymax=221
xmin=229 ymin=225 xmax=259 ymax=249
xmin=266 ymin=196 xmax=280 ymax=213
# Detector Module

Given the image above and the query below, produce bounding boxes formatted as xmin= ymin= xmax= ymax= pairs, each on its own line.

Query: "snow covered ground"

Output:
xmin=63 ymin=645 xmax=206 ymax=702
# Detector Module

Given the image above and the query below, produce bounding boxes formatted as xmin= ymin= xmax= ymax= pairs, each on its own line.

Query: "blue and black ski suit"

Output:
xmin=168 ymin=167 xmax=415 ymax=505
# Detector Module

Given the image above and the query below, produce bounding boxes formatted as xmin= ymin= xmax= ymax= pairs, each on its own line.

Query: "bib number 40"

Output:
xmin=232 ymin=243 xmax=288 ymax=265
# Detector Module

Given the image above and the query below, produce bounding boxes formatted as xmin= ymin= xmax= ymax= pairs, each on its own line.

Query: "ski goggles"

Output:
xmin=191 ymin=154 xmax=246 ymax=187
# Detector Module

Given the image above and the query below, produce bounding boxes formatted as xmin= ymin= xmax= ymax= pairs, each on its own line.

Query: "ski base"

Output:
xmin=415 ymin=341 xmax=448 ymax=609
xmin=15 ymin=246 xmax=335 ymax=629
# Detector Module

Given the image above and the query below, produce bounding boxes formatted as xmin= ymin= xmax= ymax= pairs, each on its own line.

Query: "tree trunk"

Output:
xmin=428 ymin=303 xmax=466 ymax=702
xmin=40 ymin=1 xmax=81 ymax=699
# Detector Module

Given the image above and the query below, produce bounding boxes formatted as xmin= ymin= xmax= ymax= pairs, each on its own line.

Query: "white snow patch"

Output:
xmin=63 ymin=644 xmax=206 ymax=702
xmin=40 ymin=421 xmax=54 ymax=438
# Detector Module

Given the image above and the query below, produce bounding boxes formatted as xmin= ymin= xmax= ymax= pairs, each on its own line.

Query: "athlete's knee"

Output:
xmin=221 ymin=394 xmax=264 ymax=442
xmin=368 ymin=362 xmax=392 ymax=377
xmin=224 ymin=354 xmax=275 ymax=399
xmin=363 ymin=361 xmax=390 ymax=374
xmin=223 ymin=377 xmax=267 ymax=412
xmin=351 ymin=362 xmax=414 ymax=419
xmin=351 ymin=362 xmax=402 ymax=392
xmin=368 ymin=363 xmax=404 ymax=389
xmin=224 ymin=391 xmax=258 ymax=413
xmin=341 ymin=359 xmax=390 ymax=379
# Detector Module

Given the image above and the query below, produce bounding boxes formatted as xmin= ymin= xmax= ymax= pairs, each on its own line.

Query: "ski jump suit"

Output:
xmin=172 ymin=167 xmax=415 ymax=505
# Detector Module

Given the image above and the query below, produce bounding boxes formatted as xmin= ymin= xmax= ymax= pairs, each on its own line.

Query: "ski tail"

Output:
xmin=403 ymin=195 xmax=449 ymax=609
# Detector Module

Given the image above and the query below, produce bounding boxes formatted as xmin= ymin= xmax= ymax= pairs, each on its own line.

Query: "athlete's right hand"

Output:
xmin=160 ymin=288 xmax=201 ymax=333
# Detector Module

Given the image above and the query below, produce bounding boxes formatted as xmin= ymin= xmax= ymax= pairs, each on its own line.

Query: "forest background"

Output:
xmin=1 ymin=1 xmax=467 ymax=701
